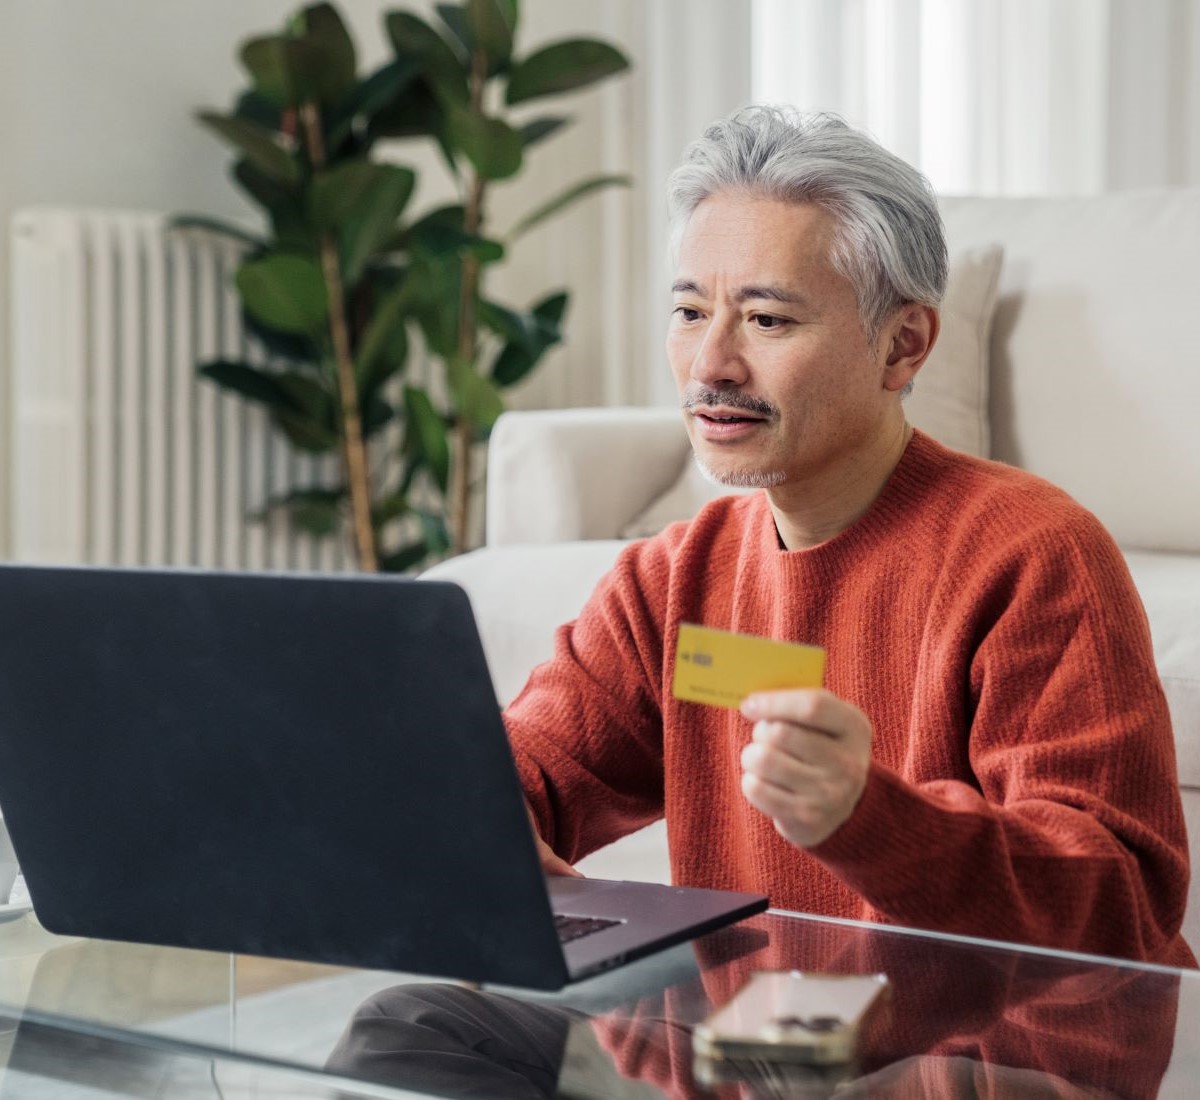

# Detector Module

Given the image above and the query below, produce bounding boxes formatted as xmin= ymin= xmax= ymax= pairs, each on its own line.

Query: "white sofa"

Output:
xmin=425 ymin=190 xmax=1200 ymax=956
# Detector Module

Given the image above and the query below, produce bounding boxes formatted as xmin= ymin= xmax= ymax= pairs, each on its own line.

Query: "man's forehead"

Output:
xmin=671 ymin=278 xmax=811 ymax=305
xmin=673 ymin=193 xmax=837 ymax=293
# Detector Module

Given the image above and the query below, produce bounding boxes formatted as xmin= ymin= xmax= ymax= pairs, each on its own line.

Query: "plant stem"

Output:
xmin=300 ymin=101 xmax=378 ymax=572
xmin=451 ymin=49 xmax=490 ymax=554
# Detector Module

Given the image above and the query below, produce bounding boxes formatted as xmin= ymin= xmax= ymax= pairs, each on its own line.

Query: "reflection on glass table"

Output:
xmin=0 ymin=906 xmax=1194 ymax=1098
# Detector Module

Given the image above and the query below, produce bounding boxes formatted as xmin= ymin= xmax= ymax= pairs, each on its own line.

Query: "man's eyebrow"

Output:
xmin=670 ymin=280 xmax=808 ymax=306
xmin=734 ymin=284 xmax=807 ymax=305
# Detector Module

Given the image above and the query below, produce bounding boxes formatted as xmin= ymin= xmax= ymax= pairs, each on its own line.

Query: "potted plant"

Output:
xmin=177 ymin=1 xmax=630 ymax=570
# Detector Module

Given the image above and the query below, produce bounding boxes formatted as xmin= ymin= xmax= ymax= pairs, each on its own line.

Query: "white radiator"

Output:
xmin=9 ymin=208 xmax=350 ymax=571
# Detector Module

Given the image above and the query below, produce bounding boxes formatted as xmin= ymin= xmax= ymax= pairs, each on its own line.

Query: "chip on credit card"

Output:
xmin=672 ymin=623 xmax=826 ymax=709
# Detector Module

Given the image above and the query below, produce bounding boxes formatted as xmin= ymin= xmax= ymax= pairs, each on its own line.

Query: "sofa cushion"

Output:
xmin=904 ymin=244 xmax=1004 ymax=458
xmin=1123 ymin=551 xmax=1200 ymax=791
xmin=941 ymin=191 xmax=1200 ymax=553
xmin=621 ymin=245 xmax=1004 ymax=538
xmin=422 ymin=542 xmax=626 ymax=706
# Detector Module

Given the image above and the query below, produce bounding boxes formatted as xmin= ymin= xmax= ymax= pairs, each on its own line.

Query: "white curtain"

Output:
xmin=752 ymin=0 xmax=1200 ymax=196
xmin=542 ymin=0 xmax=753 ymax=409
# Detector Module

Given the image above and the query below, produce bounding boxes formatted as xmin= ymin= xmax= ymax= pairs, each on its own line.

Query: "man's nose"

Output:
xmin=690 ymin=319 xmax=748 ymax=387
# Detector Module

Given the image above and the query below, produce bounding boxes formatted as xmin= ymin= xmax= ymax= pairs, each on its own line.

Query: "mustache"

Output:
xmin=681 ymin=388 xmax=777 ymax=418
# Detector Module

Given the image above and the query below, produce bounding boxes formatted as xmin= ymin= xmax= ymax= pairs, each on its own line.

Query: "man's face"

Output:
xmin=667 ymin=191 xmax=899 ymax=490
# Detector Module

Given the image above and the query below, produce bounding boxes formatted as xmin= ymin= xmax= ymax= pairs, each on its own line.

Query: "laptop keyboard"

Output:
xmin=554 ymin=913 xmax=622 ymax=945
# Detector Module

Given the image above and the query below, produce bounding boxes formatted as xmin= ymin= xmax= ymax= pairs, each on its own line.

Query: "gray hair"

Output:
xmin=667 ymin=106 xmax=947 ymax=343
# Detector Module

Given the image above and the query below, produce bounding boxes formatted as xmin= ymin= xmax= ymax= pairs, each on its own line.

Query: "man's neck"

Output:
xmin=767 ymin=418 xmax=914 ymax=551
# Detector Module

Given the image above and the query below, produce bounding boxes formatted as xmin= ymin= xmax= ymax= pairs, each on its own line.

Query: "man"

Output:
xmin=505 ymin=107 xmax=1192 ymax=966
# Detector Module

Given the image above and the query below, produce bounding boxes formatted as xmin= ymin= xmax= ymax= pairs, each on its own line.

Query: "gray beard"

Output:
xmin=693 ymin=454 xmax=786 ymax=489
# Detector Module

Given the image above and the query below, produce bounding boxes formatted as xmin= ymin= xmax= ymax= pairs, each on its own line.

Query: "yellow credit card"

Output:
xmin=672 ymin=623 xmax=826 ymax=709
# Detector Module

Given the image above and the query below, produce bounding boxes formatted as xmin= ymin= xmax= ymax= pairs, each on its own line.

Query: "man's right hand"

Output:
xmin=525 ymin=800 xmax=583 ymax=877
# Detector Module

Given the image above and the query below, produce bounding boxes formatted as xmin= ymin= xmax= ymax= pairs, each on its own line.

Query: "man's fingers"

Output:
xmin=751 ymin=720 xmax=840 ymax=768
xmin=740 ymin=688 xmax=840 ymax=733
xmin=538 ymin=839 xmax=584 ymax=878
xmin=737 ymin=688 xmax=874 ymax=849
xmin=741 ymin=738 xmax=825 ymax=791
xmin=524 ymin=802 xmax=583 ymax=877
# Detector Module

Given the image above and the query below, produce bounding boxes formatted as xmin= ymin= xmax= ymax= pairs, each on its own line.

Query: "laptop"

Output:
xmin=0 ymin=565 xmax=766 ymax=990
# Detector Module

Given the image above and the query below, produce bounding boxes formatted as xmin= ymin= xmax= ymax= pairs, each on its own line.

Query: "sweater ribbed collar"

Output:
xmin=756 ymin=428 xmax=947 ymax=579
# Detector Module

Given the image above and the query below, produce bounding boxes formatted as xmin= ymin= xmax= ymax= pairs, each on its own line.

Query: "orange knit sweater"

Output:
xmin=505 ymin=431 xmax=1193 ymax=966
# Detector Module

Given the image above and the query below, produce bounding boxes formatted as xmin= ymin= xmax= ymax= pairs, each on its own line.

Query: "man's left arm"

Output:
xmin=740 ymin=526 xmax=1192 ymax=964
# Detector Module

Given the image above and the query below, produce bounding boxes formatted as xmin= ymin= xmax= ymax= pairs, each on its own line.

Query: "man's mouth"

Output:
xmin=694 ymin=408 xmax=768 ymax=424
xmin=691 ymin=407 xmax=770 ymax=441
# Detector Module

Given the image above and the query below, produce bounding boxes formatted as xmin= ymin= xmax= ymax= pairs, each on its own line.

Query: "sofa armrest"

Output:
xmin=485 ymin=408 xmax=691 ymax=545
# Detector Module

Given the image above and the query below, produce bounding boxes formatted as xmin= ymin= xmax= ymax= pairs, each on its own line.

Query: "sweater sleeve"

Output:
xmin=502 ymin=537 xmax=672 ymax=864
xmin=812 ymin=517 xmax=1193 ymax=964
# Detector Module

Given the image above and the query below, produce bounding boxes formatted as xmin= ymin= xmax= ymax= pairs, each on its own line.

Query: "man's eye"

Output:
xmin=673 ymin=306 xmax=703 ymax=322
xmin=752 ymin=313 xmax=788 ymax=330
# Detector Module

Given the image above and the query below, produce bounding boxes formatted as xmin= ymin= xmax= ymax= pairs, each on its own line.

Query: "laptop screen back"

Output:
xmin=0 ymin=567 xmax=569 ymax=989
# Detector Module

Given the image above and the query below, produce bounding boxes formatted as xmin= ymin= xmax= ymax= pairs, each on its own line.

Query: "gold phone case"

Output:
xmin=694 ymin=970 xmax=889 ymax=1066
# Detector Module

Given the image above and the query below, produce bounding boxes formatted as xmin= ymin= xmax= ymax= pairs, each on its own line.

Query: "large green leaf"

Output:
xmin=466 ymin=0 xmax=515 ymax=67
xmin=366 ymin=76 xmax=458 ymax=172
xmin=298 ymin=3 xmax=357 ymax=102
xmin=415 ymin=508 xmax=452 ymax=555
xmin=490 ymin=342 xmax=536 ymax=389
xmin=380 ymin=539 xmax=431 ymax=573
xmin=396 ymin=206 xmax=498 ymax=262
xmin=200 ymin=361 xmax=338 ymax=451
xmin=356 ymin=286 xmax=411 ymax=396
xmin=169 ymin=216 xmax=263 ymax=252
xmin=241 ymin=8 xmax=356 ymax=109
xmin=197 ymin=112 xmax=300 ymax=187
xmin=385 ymin=12 xmax=469 ymax=104
xmin=232 ymin=160 xmax=312 ymax=251
xmin=273 ymin=371 xmax=339 ymax=452
xmin=232 ymin=157 xmax=294 ymax=210
xmin=532 ymin=289 xmax=568 ymax=327
xmin=409 ymin=203 xmax=464 ymax=229
xmin=447 ymin=356 xmax=504 ymax=431
xmin=240 ymin=307 xmax=315 ymax=364
xmin=505 ymin=39 xmax=629 ymax=105
xmin=326 ymin=57 xmax=422 ymax=151
xmin=367 ymin=75 xmax=441 ymax=138
xmin=371 ymin=492 xmax=410 ymax=528
xmin=276 ymin=370 xmax=334 ymax=420
xmin=509 ymin=173 xmax=631 ymax=239
xmin=362 ymin=392 xmax=396 ymax=436
xmin=407 ymin=222 xmax=504 ymax=264
xmin=477 ymin=299 xmax=529 ymax=347
xmin=281 ymin=486 xmax=344 ymax=536
xmin=237 ymin=254 xmax=328 ymax=334
xmin=445 ymin=104 xmax=522 ymax=179
xmin=234 ymin=90 xmax=282 ymax=131
xmin=436 ymin=1 xmax=517 ymax=76
xmin=276 ymin=410 xmax=339 ymax=452
xmin=519 ymin=115 xmax=570 ymax=147
xmin=434 ymin=4 xmax=472 ymax=58
xmin=199 ymin=360 xmax=297 ymax=410
xmin=310 ymin=161 xmax=416 ymax=284
xmin=404 ymin=387 xmax=450 ymax=493
xmin=490 ymin=290 xmax=569 ymax=387
xmin=241 ymin=35 xmax=323 ymax=107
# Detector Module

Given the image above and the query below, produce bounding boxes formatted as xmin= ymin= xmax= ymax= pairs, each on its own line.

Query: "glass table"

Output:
xmin=0 ymin=902 xmax=1194 ymax=1098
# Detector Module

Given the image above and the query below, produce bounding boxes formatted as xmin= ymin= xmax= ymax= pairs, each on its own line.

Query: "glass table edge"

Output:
xmin=764 ymin=906 xmax=1200 ymax=977
xmin=0 ymin=1000 xmax=413 ymax=1100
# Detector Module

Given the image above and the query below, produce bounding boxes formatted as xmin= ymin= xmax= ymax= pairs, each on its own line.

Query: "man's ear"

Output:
xmin=881 ymin=304 xmax=940 ymax=393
